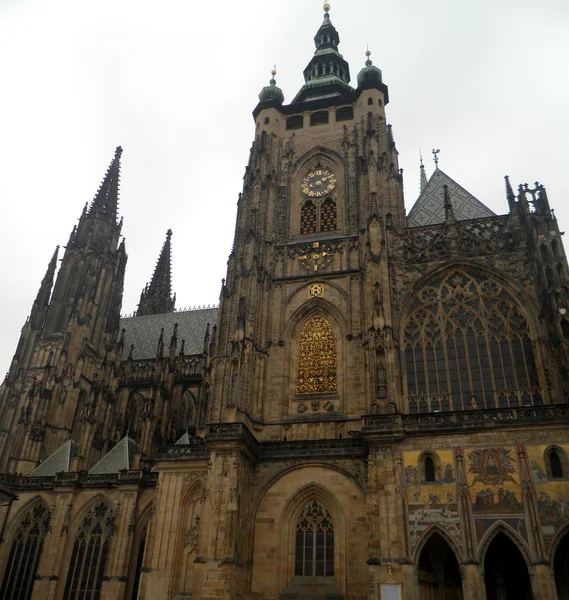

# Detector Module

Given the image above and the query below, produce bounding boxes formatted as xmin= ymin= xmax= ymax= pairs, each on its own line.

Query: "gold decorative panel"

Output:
xmin=308 ymin=283 xmax=324 ymax=298
xmin=296 ymin=315 xmax=337 ymax=395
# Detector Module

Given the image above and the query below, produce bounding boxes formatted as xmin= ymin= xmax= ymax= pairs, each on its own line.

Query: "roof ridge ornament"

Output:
xmin=432 ymin=148 xmax=441 ymax=169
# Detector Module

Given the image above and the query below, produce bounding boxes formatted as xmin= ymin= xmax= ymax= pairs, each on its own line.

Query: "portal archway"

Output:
xmin=554 ymin=531 xmax=569 ymax=599
xmin=417 ymin=532 xmax=463 ymax=600
xmin=483 ymin=532 xmax=532 ymax=600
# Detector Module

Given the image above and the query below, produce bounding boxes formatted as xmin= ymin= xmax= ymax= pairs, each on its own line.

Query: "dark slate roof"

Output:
xmin=407 ymin=168 xmax=495 ymax=227
xmin=28 ymin=439 xmax=76 ymax=477
xmin=120 ymin=307 xmax=218 ymax=360
xmin=89 ymin=435 xmax=137 ymax=474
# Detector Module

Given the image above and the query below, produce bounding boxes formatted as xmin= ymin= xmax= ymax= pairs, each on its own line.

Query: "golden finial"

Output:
xmin=323 ymin=2 xmax=330 ymax=13
xmin=365 ymin=46 xmax=371 ymax=59
xmin=271 ymin=64 xmax=277 ymax=78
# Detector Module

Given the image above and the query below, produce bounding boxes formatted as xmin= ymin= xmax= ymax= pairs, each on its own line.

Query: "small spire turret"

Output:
xmin=136 ymin=229 xmax=176 ymax=317
xmin=258 ymin=65 xmax=284 ymax=105
xmin=420 ymin=151 xmax=428 ymax=192
xmin=30 ymin=246 xmax=59 ymax=330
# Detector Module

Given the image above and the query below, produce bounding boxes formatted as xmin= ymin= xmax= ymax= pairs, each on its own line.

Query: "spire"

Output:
xmin=136 ymin=229 xmax=176 ymax=317
xmin=420 ymin=151 xmax=428 ymax=192
xmin=291 ymin=2 xmax=353 ymax=104
xmin=88 ymin=146 xmax=122 ymax=223
xmin=30 ymin=246 xmax=59 ymax=330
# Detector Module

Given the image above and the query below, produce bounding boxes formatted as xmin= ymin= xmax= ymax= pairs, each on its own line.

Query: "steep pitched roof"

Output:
xmin=88 ymin=435 xmax=137 ymax=474
xmin=120 ymin=307 xmax=217 ymax=360
xmin=407 ymin=168 xmax=495 ymax=227
xmin=28 ymin=439 xmax=76 ymax=477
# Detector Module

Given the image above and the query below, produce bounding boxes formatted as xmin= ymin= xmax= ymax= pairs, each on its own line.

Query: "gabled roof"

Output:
xmin=28 ymin=439 xmax=77 ymax=477
xmin=120 ymin=307 xmax=218 ymax=360
xmin=88 ymin=435 xmax=137 ymax=474
xmin=407 ymin=168 xmax=495 ymax=227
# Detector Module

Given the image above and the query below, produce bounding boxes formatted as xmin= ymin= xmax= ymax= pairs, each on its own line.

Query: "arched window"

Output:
xmin=403 ymin=271 xmax=540 ymax=412
xmin=424 ymin=456 xmax=436 ymax=482
xmin=129 ymin=512 xmax=151 ymax=600
xmin=0 ymin=502 xmax=51 ymax=600
xmin=300 ymin=201 xmax=317 ymax=235
xmin=63 ymin=502 xmax=116 ymax=600
xmin=320 ymin=198 xmax=337 ymax=232
xmin=294 ymin=501 xmax=334 ymax=577
xmin=367 ymin=97 xmax=373 ymax=105
xmin=549 ymin=449 xmax=564 ymax=479
xmin=296 ymin=316 xmax=337 ymax=395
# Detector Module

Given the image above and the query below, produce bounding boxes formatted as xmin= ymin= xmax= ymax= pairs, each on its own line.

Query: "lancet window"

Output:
xmin=62 ymin=502 xmax=116 ymax=600
xmin=300 ymin=201 xmax=317 ymax=234
xmin=320 ymin=198 xmax=337 ymax=232
xmin=294 ymin=501 xmax=334 ymax=577
xmin=403 ymin=271 xmax=540 ymax=413
xmin=296 ymin=315 xmax=337 ymax=395
xmin=0 ymin=502 xmax=51 ymax=600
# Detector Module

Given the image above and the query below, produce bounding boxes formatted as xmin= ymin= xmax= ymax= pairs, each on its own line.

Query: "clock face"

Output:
xmin=301 ymin=169 xmax=337 ymax=198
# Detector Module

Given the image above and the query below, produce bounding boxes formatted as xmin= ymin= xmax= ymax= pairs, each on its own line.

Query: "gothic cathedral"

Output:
xmin=1 ymin=6 xmax=569 ymax=600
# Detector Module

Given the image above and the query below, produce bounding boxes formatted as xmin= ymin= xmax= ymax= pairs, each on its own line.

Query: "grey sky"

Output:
xmin=1 ymin=0 xmax=568 ymax=374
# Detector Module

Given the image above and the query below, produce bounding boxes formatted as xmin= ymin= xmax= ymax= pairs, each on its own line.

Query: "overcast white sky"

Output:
xmin=1 ymin=0 xmax=568 ymax=373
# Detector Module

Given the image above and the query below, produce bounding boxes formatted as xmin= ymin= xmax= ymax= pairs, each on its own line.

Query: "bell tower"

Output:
xmin=210 ymin=3 xmax=404 ymax=432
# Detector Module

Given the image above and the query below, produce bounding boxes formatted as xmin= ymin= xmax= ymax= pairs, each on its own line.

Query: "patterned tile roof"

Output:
xmin=28 ymin=439 xmax=76 ymax=476
xmin=120 ymin=307 xmax=218 ymax=360
xmin=407 ymin=168 xmax=495 ymax=227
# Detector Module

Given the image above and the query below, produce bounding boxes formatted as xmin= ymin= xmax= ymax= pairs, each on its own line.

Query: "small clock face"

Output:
xmin=301 ymin=169 xmax=337 ymax=197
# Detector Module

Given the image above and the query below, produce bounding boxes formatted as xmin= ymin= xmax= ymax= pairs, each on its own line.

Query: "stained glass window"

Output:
xmin=63 ymin=502 xmax=116 ymax=600
xmin=403 ymin=271 xmax=540 ymax=413
xmin=0 ymin=502 xmax=51 ymax=600
xmin=294 ymin=501 xmax=334 ymax=577
xmin=296 ymin=316 xmax=337 ymax=395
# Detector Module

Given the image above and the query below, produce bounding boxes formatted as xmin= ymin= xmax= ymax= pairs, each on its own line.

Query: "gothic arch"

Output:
xmin=290 ymin=146 xmax=345 ymax=180
xmin=125 ymin=502 xmax=154 ymax=600
xmin=0 ymin=497 xmax=51 ymax=600
xmin=479 ymin=521 xmax=531 ymax=567
xmin=249 ymin=465 xmax=368 ymax=600
xmin=2 ymin=494 xmax=52 ymax=543
xmin=548 ymin=522 xmax=569 ymax=564
xmin=66 ymin=493 xmax=117 ymax=537
xmin=283 ymin=280 xmax=349 ymax=327
xmin=283 ymin=296 xmax=347 ymax=341
xmin=413 ymin=524 xmax=465 ymax=566
xmin=399 ymin=263 xmax=543 ymax=412
xmin=278 ymin=483 xmax=345 ymax=589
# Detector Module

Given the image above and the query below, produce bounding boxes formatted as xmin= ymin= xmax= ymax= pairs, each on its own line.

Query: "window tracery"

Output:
xmin=296 ymin=315 xmax=337 ymax=395
xmin=403 ymin=271 xmax=540 ymax=413
xmin=63 ymin=501 xmax=116 ymax=600
xmin=294 ymin=501 xmax=334 ymax=577
xmin=0 ymin=502 xmax=51 ymax=600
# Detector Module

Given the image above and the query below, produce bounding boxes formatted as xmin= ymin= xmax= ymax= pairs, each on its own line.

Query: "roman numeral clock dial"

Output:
xmin=301 ymin=169 xmax=337 ymax=198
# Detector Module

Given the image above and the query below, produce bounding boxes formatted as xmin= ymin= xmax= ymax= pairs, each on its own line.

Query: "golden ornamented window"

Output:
xmin=403 ymin=271 xmax=540 ymax=413
xmin=296 ymin=315 xmax=337 ymax=395
xmin=300 ymin=200 xmax=317 ymax=235
xmin=320 ymin=198 xmax=337 ymax=232
xmin=0 ymin=502 xmax=51 ymax=600
xmin=294 ymin=501 xmax=334 ymax=577
xmin=63 ymin=502 xmax=116 ymax=600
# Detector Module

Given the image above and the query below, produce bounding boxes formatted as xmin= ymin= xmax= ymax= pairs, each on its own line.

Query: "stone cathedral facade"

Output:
xmin=1 ymin=6 xmax=569 ymax=600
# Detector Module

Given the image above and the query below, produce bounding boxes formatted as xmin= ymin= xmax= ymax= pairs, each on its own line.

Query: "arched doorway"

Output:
xmin=417 ymin=532 xmax=463 ymax=600
xmin=554 ymin=532 xmax=569 ymax=599
xmin=484 ymin=532 xmax=532 ymax=600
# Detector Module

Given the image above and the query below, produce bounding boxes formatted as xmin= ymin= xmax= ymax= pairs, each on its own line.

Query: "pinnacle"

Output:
xmin=88 ymin=146 xmax=123 ymax=223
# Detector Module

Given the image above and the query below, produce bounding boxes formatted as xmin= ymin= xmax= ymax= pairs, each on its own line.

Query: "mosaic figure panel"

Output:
xmin=465 ymin=447 xmax=523 ymax=515
xmin=403 ymin=450 xmax=461 ymax=550
xmin=527 ymin=444 xmax=569 ymax=551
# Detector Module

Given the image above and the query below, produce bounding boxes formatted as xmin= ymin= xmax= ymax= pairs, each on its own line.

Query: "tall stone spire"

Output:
xmin=88 ymin=146 xmax=122 ymax=223
xmin=136 ymin=229 xmax=176 ymax=316
xmin=29 ymin=246 xmax=59 ymax=330
xmin=291 ymin=2 xmax=353 ymax=104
